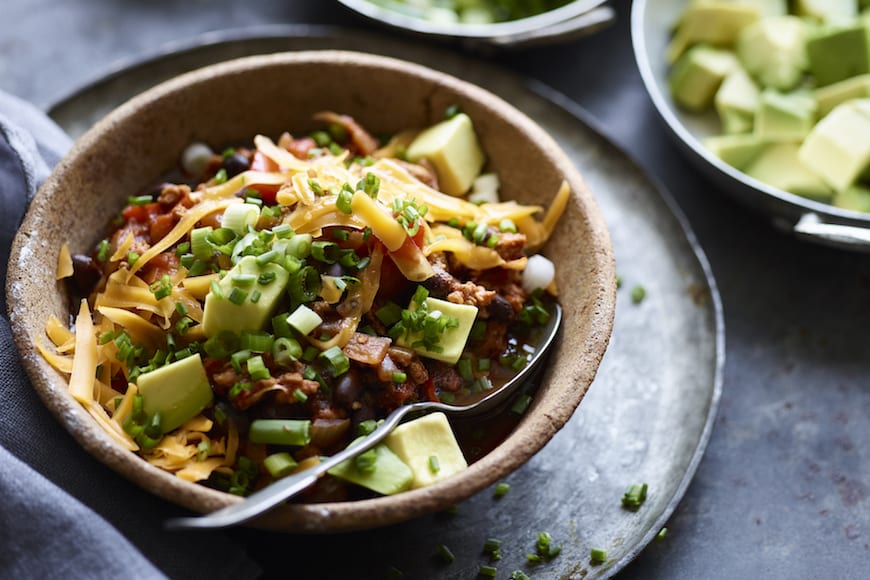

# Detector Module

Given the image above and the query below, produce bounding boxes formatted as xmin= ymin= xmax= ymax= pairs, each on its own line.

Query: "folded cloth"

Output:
xmin=0 ymin=91 xmax=260 ymax=580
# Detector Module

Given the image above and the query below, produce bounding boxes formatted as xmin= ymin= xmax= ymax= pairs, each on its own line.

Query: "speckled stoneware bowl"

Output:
xmin=7 ymin=51 xmax=615 ymax=532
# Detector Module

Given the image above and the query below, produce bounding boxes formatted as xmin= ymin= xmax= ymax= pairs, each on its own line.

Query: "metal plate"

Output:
xmin=48 ymin=27 xmax=723 ymax=579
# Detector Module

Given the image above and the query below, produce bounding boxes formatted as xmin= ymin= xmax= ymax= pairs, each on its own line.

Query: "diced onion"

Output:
xmin=522 ymin=254 xmax=555 ymax=293
xmin=181 ymin=142 xmax=214 ymax=178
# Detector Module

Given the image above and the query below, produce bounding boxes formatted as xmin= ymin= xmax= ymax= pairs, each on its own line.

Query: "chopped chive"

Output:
xmin=230 ymin=349 xmax=252 ymax=373
xmin=621 ymin=483 xmax=649 ymax=511
xmin=96 ymin=239 xmax=110 ymax=262
xmin=126 ymin=251 xmax=139 ymax=266
xmin=214 ymin=168 xmax=228 ymax=184
xmin=493 ymin=482 xmax=510 ymax=498
xmin=508 ymin=571 xmax=530 ymax=580
xmin=319 ymin=346 xmax=350 ymax=376
xmin=246 ymin=355 xmax=270 ymax=381
xmin=435 ymin=544 xmax=455 ymax=564
xmin=175 ymin=301 xmax=189 ymax=316
xmin=631 ymin=285 xmax=646 ymax=304
xmin=258 ymin=271 xmax=277 ymax=285
xmin=127 ymin=195 xmax=153 ymax=206
xmin=292 ymin=388 xmax=308 ymax=403
xmin=655 ymin=527 xmax=668 ymax=542
xmin=483 ymin=538 xmax=502 ymax=553
xmin=272 ymin=224 xmax=293 ymax=238
xmin=228 ymin=287 xmax=248 ymax=305
xmin=428 ymin=455 xmax=440 ymax=473
xmin=336 ymin=187 xmax=353 ymax=214
xmin=478 ymin=565 xmax=497 ymax=577
xmin=250 ymin=289 xmax=261 ymax=303
xmin=590 ymin=548 xmax=607 ymax=565
xmin=457 ymin=358 xmax=473 ymax=381
xmin=392 ymin=371 xmax=407 ymax=383
xmin=210 ymin=279 xmax=224 ymax=299
xmin=498 ymin=219 xmax=518 ymax=233
xmin=510 ymin=394 xmax=532 ymax=415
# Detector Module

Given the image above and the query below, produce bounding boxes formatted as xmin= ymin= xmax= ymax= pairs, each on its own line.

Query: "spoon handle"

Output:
xmin=165 ymin=402 xmax=432 ymax=530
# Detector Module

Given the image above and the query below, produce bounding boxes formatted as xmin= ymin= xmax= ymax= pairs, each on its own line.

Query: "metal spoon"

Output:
xmin=166 ymin=304 xmax=561 ymax=530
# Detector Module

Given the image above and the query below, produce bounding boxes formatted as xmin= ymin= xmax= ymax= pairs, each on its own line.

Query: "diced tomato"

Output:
xmin=149 ymin=213 xmax=176 ymax=243
xmin=286 ymin=137 xmax=317 ymax=160
xmin=250 ymin=151 xmax=278 ymax=172
xmin=122 ymin=202 xmax=161 ymax=223
xmin=423 ymin=378 xmax=438 ymax=402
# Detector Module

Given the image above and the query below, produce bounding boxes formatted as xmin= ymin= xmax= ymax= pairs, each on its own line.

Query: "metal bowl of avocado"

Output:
xmin=336 ymin=0 xmax=615 ymax=47
xmin=6 ymin=51 xmax=616 ymax=532
xmin=632 ymin=0 xmax=870 ymax=251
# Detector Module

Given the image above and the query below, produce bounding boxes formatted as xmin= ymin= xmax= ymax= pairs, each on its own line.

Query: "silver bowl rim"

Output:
xmin=336 ymin=0 xmax=609 ymax=40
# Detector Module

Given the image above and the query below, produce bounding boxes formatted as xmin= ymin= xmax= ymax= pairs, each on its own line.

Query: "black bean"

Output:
xmin=334 ymin=370 xmax=363 ymax=406
xmin=221 ymin=153 xmax=250 ymax=177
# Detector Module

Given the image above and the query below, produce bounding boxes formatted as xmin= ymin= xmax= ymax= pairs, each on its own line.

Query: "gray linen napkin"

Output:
xmin=0 ymin=91 xmax=261 ymax=580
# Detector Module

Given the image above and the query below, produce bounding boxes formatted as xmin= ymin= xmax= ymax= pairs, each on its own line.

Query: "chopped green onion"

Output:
xmin=96 ymin=239 xmax=110 ymax=262
xmin=428 ymin=455 xmax=440 ymax=473
xmin=445 ymin=104 xmax=461 ymax=119
xmin=358 ymin=420 xmax=377 ymax=436
xmin=478 ymin=565 xmax=497 ymax=577
xmin=493 ymin=482 xmax=510 ymax=498
xmin=221 ymin=147 xmax=236 ymax=158
xmin=510 ymin=394 xmax=533 ymax=415
xmin=477 ymin=358 xmax=491 ymax=372
xmin=311 ymin=240 xmax=339 ymax=263
xmin=336 ymin=186 xmax=353 ymax=214
xmin=250 ymin=289 xmax=261 ymax=303
xmin=616 ymin=274 xmax=623 ymax=289
xmin=255 ymin=250 xmax=279 ymax=266
xmin=435 ymin=544 xmax=455 ymax=564
xmin=258 ymin=271 xmax=277 ymax=285
xmin=175 ymin=301 xmax=189 ymax=316
xmin=357 ymin=172 xmax=380 ymax=199
xmin=248 ymin=419 xmax=311 ymax=446
xmin=196 ymin=440 xmax=211 ymax=462
xmin=240 ymin=331 xmax=274 ymax=353
xmin=98 ymin=331 xmax=116 ymax=345
xmin=292 ymin=388 xmax=308 ymax=403
xmin=631 ymin=285 xmax=646 ymax=304
xmin=272 ymin=224 xmax=293 ymax=238
xmin=222 ymin=203 xmax=259 ymax=235
xmin=590 ymin=548 xmax=607 ymax=565
xmin=655 ymin=527 xmax=668 ymax=542
xmin=288 ymin=266 xmax=321 ymax=305
xmin=498 ymin=219 xmax=518 ymax=233
xmin=457 ymin=358 xmax=473 ymax=382
xmin=483 ymin=538 xmax=502 ymax=553
xmin=203 ymin=331 xmax=239 ymax=359
xmin=272 ymin=337 xmax=303 ymax=365
xmin=509 ymin=571 xmax=530 ymax=580
xmin=246 ymin=355 xmax=270 ymax=381
xmin=228 ymin=287 xmax=248 ymax=305
xmin=375 ymin=302 xmax=404 ymax=326
xmin=328 ymin=122 xmax=348 ymax=143
xmin=214 ymin=168 xmax=228 ymax=184
xmin=230 ymin=349 xmax=252 ymax=373
xmin=621 ymin=483 xmax=649 ymax=511
xmin=320 ymin=346 xmax=350 ymax=376
xmin=127 ymin=251 xmax=139 ymax=266
xmin=391 ymin=371 xmax=407 ymax=383
xmin=263 ymin=452 xmax=299 ymax=479
xmin=127 ymin=195 xmax=153 ymax=206
xmin=355 ymin=448 xmax=378 ymax=473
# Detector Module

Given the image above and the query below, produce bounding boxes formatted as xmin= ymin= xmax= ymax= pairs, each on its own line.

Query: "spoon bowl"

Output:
xmin=166 ymin=304 xmax=562 ymax=530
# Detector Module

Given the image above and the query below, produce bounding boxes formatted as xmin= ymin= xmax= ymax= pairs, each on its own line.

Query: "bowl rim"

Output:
xmin=8 ymin=49 xmax=616 ymax=532
xmin=336 ymin=0 xmax=608 ymax=39
xmin=630 ymin=0 xmax=870 ymax=227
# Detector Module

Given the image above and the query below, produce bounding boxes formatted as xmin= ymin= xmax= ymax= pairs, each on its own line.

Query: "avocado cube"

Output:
xmin=806 ymin=23 xmax=870 ymax=86
xmin=385 ymin=412 xmax=468 ymax=489
xmin=395 ymin=297 xmax=478 ymax=364
xmin=795 ymin=0 xmax=857 ymax=23
xmin=715 ymin=66 xmax=761 ymax=132
xmin=201 ymin=256 xmax=289 ymax=338
xmin=815 ymin=74 xmax=870 ymax=116
xmin=667 ymin=2 xmax=760 ymax=63
xmin=833 ymin=184 xmax=870 ymax=212
xmin=755 ymin=89 xmax=817 ymax=142
xmin=328 ymin=438 xmax=413 ymax=495
xmin=737 ymin=16 xmax=809 ymax=91
xmin=798 ymin=99 xmax=870 ymax=191
xmin=746 ymin=143 xmax=834 ymax=200
xmin=669 ymin=45 xmax=739 ymax=112
xmin=406 ymin=113 xmax=485 ymax=196
xmin=703 ymin=133 xmax=764 ymax=170
xmin=137 ymin=353 xmax=213 ymax=434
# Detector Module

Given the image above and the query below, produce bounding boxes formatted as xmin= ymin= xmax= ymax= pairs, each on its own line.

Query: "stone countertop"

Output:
xmin=3 ymin=1 xmax=868 ymax=578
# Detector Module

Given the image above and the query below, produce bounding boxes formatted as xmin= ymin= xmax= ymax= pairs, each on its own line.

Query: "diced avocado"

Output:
xmin=669 ymin=45 xmax=739 ymax=112
xmin=815 ymin=74 xmax=870 ymax=116
xmin=737 ymin=16 xmax=808 ymax=90
xmin=833 ymin=183 xmax=870 ymax=212
xmin=328 ymin=437 xmax=413 ymax=495
xmin=754 ymin=89 xmax=817 ymax=141
xmin=715 ymin=66 xmax=761 ymax=132
xmin=201 ymin=256 xmax=289 ymax=338
xmin=795 ymin=0 xmax=857 ymax=23
xmin=385 ymin=412 xmax=468 ymax=489
xmin=668 ymin=2 xmax=760 ymax=63
xmin=137 ymin=353 xmax=213 ymax=434
xmin=806 ymin=22 xmax=870 ymax=86
xmin=798 ymin=99 xmax=870 ymax=191
xmin=745 ymin=142 xmax=834 ymax=200
xmin=406 ymin=113 xmax=485 ymax=196
xmin=396 ymin=297 xmax=478 ymax=364
xmin=703 ymin=133 xmax=765 ymax=169
xmin=732 ymin=0 xmax=788 ymax=18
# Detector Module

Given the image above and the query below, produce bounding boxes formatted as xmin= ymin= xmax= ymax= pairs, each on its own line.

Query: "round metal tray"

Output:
xmin=48 ymin=26 xmax=723 ymax=578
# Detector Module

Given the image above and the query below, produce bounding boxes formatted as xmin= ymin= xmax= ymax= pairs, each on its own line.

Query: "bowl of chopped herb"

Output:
xmin=8 ymin=50 xmax=615 ymax=531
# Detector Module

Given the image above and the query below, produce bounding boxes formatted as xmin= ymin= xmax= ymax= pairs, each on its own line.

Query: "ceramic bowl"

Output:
xmin=631 ymin=0 xmax=870 ymax=250
xmin=7 ymin=50 xmax=615 ymax=532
